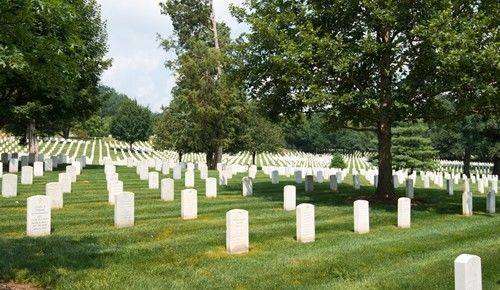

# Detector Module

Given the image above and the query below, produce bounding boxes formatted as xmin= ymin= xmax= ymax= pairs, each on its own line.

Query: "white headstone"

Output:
xmin=283 ymin=185 xmax=296 ymax=211
xmin=446 ymin=179 xmax=454 ymax=196
xmin=199 ymin=164 xmax=208 ymax=180
xmin=161 ymin=162 xmax=170 ymax=175
xmin=185 ymin=170 xmax=194 ymax=187
xmin=173 ymin=164 xmax=182 ymax=180
xmin=486 ymin=189 xmax=495 ymax=214
xmin=316 ymin=170 xmax=324 ymax=183
xmin=226 ymin=209 xmax=249 ymax=254
xmin=66 ymin=165 xmax=77 ymax=182
xmin=2 ymin=174 xmax=18 ymax=197
xmin=242 ymin=177 xmax=253 ymax=196
xmin=9 ymin=158 xmax=18 ymax=173
xmin=397 ymin=197 xmax=411 ymax=228
xmin=21 ymin=166 xmax=33 ymax=185
xmin=454 ymin=254 xmax=482 ymax=290
xmin=206 ymin=177 xmax=217 ymax=198
xmin=294 ymin=170 xmax=303 ymax=184
xmin=46 ymin=182 xmax=63 ymax=209
xmin=271 ymin=170 xmax=279 ymax=184
xmin=161 ymin=178 xmax=174 ymax=201
xmin=353 ymin=175 xmax=360 ymax=190
xmin=148 ymin=172 xmax=159 ymax=189
xmin=181 ymin=189 xmax=197 ymax=220
xmin=33 ymin=161 xmax=44 ymax=177
xmin=248 ymin=165 xmax=257 ymax=179
xmin=26 ymin=195 xmax=51 ymax=237
xmin=44 ymin=159 xmax=53 ymax=172
xmin=393 ymin=174 xmax=399 ymax=188
xmin=406 ymin=178 xmax=414 ymax=198
xmin=330 ymin=174 xmax=338 ymax=192
xmin=139 ymin=165 xmax=148 ymax=180
xmin=58 ymin=172 xmax=71 ymax=193
xmin=305 ymin=175 xmax=314 ymax=193
xmin=462 ymin=191 xmax=473 ymax=216
xmin=296 ymin=203 xmax=315 ymax=243
xmin=72 ymin=161 xmax=81 ymax=175
xmin=114 ymin=192 xmax=134 ymax=228
xmin=354 ymin=200 xmax=369 ymax=234
xmin=108 ymin=180 xmax=123 ymax=205
xmin=423 ymin=176 xmax=430 ymax=188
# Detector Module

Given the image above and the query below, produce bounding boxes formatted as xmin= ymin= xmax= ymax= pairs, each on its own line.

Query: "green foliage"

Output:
xmin=419 ymin=1 xmax=499 ymax=118
xmin=330 ymin=153 xmax=346 ymax=169
xmin=430 ymin=115 xmax=498 ymax=174
xmin=282 ymin=114 xmax=332 ymax=153
xmin=233 ymin=0 xmax=497 ymax=196
xmin=282 ymin=114 xmax=376 ymax=153
xmin=110 ymin=99 xmax=153 ymax=148
xmin=153 ymin=105 xmax=197 ymax=156
xmin=391 ymin=122 xmax=438 ymax=172
xmin=73 ymin=115 xmax=111 ymax=138
xmin=98 ymin=86 xmax=130 ymax=118
xmin=158 ymin=0 xmax=246 ymax=167
xmin=238 ymin=105 xmax=285 ymax=163
xmin=0 ymin=0 xmax=110 ymax=138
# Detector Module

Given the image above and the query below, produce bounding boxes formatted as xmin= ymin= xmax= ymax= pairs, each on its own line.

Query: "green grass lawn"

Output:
xmin=1 ymin=165 xmax=499 ymax=289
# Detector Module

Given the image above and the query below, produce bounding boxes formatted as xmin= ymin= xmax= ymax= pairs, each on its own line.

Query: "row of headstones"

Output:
xmin=26 ymin=161 xmax=85 ymax=236
xmin=267 ymin=169 xmax=497 ymax=216
xmin=0 ymin=152 xmax=85 ymax=173
xmin=24 ymin=165 xmax=486 ymax=289
xmin=268 ymin=169 xmax=346 ymax=185
xmin=1 ymin=155 xmax=86 ymax=197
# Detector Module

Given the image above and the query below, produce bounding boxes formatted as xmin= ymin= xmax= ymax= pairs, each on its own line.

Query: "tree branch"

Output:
xmin=342 ymin=125 xmax=377 ymax=132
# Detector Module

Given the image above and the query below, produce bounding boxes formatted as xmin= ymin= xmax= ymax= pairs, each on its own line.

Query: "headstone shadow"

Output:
xmin=0 ymin=235 xmax=108 ymax=286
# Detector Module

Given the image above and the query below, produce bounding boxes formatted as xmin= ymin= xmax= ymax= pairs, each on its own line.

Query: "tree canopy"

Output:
xmin=0 ymin=0 xmax=109 ymax=152
xmin=157 ymin=0 xmax=246 ymax=169
xmin=233 ymin=0 xmax=498 ymax=198
xmin=110 ymin=99 xmax=154 ymax=150
xmin=239 ymin=105 xmax=285 ymax=164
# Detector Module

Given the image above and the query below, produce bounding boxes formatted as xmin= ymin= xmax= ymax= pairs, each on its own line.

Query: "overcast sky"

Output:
xmin=97 ymin=0 xmax=248 ymax=112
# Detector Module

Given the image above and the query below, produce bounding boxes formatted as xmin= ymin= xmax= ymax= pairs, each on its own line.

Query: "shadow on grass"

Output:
xmin=0 ymin=235 xmax=107 ymax=287
xmin=231 ymin=174 xmax=495 ymax=216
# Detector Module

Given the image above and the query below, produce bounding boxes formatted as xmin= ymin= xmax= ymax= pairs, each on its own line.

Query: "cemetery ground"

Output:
xmin=0 ymin=165 xmax=498 ymax=289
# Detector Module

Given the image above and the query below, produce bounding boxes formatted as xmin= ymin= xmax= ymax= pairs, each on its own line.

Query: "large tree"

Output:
xmin=153 ymin=104 xmax=199 ymax=162
xmin=158 ymin=0 xmax=245 ymax=169
xmin=0 ymin=0 xmax=109 ymax=153
xmin=239 ymin=105 xmax=285 ymax=165
xmin=234 ymin=0 xmax=497 ymax=199
xmin=423 ymin=1 xmax=499 ymax=175
xmin=430 ymin=116 xmax=498 ymax=176
xmin=110 ymin=99 xmax=154 ymax=151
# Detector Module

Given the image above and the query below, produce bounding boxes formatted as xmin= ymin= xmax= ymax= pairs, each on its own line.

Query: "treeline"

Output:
xmin=1 ymin=0 xmax=498 ymax=200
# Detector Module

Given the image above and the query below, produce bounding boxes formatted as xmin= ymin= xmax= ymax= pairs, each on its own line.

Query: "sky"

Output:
xmin=97 ymin=0 xmax=248 ymax=112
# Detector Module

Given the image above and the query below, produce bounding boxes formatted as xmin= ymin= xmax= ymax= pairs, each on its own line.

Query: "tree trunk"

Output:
xmin=129 ymin=142 xmax=134 ymax=152
xmin=463 ymin=145 xmax=471 ymax=177
xmin=493 ymin=153 xmax=500 ymax=176
xmin=207 ymin=150 xmax=215 ymax=170
xmin=376 ymin=119 xmax=394 ymax=198
xmin=209 ymin=0 xmax=222 ymax=78
xmin=375 ymin=26 xmax=394 ymax=199
xmin=216 ymin=146 xmax=222 ymax=164
xmin=252 ymin=151 xmax=256 ymax=165
xmin=27 ymin=120 xmax=38 ymax=156
xmin=62 ymin=126 xmax=70 ymax=139
xmin=178 ymin=150 xmax=183 ymax=163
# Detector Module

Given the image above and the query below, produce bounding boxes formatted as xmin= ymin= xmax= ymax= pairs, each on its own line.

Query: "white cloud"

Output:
xmin=97 ymin=0 xmax=248 ymax=112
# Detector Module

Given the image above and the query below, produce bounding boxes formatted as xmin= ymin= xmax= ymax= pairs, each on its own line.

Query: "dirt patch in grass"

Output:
xmin=0 ymin=282 xmax=42 ymax=290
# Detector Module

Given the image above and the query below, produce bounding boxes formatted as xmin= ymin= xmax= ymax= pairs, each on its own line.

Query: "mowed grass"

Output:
xmin=0 ymin=165 xmax=499 ymax=289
